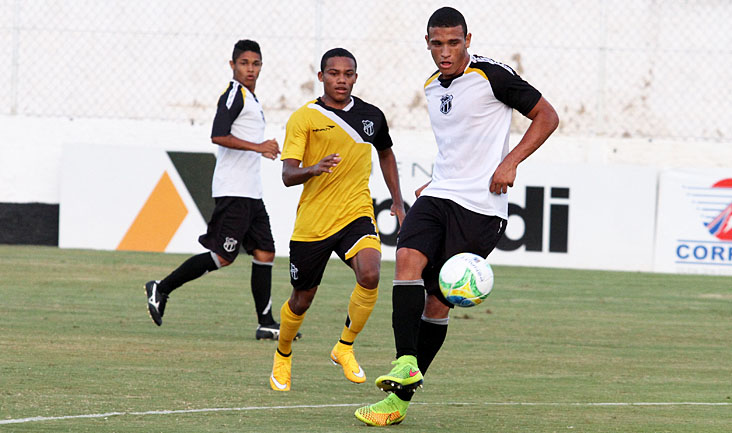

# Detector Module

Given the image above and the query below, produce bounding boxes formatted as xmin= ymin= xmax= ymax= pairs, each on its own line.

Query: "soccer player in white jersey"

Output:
xmin=144 ymin=40 xmax=300 ymax=342
xmin=356 ymin=7 xmax=559 ymax=426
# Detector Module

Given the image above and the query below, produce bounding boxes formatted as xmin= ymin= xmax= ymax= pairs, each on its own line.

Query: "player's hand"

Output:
xmin=259 ymin=138 xmax=280 ymax=158
xmin=390 ymin=201 xmax=406 ymax=227
xmin=490 ymin=161 xmax=517 ymax=194
xmin=310 ymin=153 xmax=341 ymax=176
xmin=415 ymin=181 xmax=431 ymax=198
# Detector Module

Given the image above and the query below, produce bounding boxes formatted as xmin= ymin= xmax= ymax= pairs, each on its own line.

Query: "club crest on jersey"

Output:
xmin=362 ymin=120 xmax=374 ymax=136
xmin=223 ymin=236 xmax=238 ymax=253
xmin=440 ymin=94 xmax=453 ymax=114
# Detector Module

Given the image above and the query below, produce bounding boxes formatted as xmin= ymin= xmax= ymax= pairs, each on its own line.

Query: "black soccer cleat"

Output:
xmin=255 ymin=322 xmax=302 ymax=341
xmin=145 ymin=280 xmax=168 ymax=326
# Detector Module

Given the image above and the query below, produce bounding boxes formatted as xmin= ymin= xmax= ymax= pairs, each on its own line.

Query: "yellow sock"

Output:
xmin=277 ymin=301 xmax=305 ymax=355
xmin=340 ymin=283 xmax=378 ymax=343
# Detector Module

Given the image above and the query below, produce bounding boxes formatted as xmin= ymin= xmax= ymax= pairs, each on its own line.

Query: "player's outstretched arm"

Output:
xmin=377 ymin=148 xmax=406 ymax=225
xmin=490 ymin=97 xmax=559 ymax=194
xmin=212 ymin=135 xmax=280 ymax=160
xmin=281 ymin=154 xmax=341 ymax=187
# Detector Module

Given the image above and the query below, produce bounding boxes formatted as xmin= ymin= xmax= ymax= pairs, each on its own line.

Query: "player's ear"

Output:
xmin=353 ymin=72 xmax=358 ymax=82
xmin=317 ymin=71 xmax=324 ymax=83
xmin=465 ymin=33 xmax=472 ymax=49
xmin=425 ymin=34 xmax=431 ymax=49
xmin=229 ymin=60 xmax=235 ymax=71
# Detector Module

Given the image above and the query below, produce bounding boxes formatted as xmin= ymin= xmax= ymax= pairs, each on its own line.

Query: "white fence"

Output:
xmin=0 ymin=0 xmax=730 ymax=141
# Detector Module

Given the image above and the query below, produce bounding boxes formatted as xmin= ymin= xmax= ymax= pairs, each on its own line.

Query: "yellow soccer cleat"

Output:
xmin=354 ymin=393 xmax=409 ymax=426
xmin=330 ymin=342 xmax=366 ymax=383
xmin=269 ymin=350 xmax=292 ymax=391
xmin=374 ymin=354 xmax=423 ymax=392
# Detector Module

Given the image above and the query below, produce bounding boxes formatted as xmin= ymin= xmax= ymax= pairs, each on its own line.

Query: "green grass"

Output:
xmin=1 ymin=245 xmax=730 ymax=432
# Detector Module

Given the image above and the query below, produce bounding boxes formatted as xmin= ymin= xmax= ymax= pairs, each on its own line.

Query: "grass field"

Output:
xmin=1 ymin=245 xmax=731 ymax=432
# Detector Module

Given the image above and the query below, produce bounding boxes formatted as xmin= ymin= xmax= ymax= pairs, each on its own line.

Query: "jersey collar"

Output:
xmin=232 ymin=79 xmax=257 ymax=99
xmin=316 ymin=96 xmax=355 ymax=112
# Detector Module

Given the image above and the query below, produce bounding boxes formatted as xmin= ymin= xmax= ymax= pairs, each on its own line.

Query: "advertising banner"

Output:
xmin=61 ymin=144 xmax=659 ymax=273
xmin=369 ymin=158 xmax=658 ymax=272
xmin=654 ymin=169 xmax=732 ymax=275
xmin=60 ymin=144 xmax=212 ymax=254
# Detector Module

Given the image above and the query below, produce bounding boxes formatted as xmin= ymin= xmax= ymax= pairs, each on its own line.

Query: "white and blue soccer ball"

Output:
xmin=438 ymin=253 xmax=494 ymax=307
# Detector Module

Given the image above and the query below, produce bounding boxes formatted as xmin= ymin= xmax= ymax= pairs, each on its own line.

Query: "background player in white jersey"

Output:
xmin=144 ymin=40 xmax=300 ymax=341
xmin=356 ymin=7 xmax=559 ymax=426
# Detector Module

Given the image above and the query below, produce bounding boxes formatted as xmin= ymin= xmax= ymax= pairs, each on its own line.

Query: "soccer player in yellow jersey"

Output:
xmin=269 ymin=48 xmax=405 ymax=392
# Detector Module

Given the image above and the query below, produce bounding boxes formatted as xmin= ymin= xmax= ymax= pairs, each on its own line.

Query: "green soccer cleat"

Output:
xmin=354 ymin=393 xmax=409 ymax=426
xmin=374 ymin=355 xmax=423 ymax=392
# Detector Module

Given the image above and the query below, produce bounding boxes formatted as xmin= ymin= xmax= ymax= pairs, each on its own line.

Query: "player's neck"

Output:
xmin=233 ymin=78 xmax=256 ymax=94
xmin=320 ymin=94 xmax=353 ymax=110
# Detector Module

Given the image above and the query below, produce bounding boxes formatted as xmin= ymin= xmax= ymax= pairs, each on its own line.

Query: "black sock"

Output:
xmin=251 ymin=262 xmax=275 ymax=325
xmin=392 ymin=283 xmax=425 ymax=358
xmin=158 ymin=252 xmax=218 ymax=295
xmin=394 ymin=388 xmax=416 ymax=402
xmin=395 ymin=318 xmax=449 ymax=402
xmin=416 ymin=319 xmax=448 ymax=375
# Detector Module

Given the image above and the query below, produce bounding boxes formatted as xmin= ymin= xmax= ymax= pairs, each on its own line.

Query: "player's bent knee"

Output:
xmin=395 ymin=248 xmax=428 ymax=280
xmin=356 ymin=271 xmax=380 ymax=290
xmin=253 ymin=249 xmax=275 ymax=263
xmin=288 ymin=297 xmax=311 ymax=315
xmin=215 ymin=254 xmax=233 ymax=267
xmin=424 ymin=295 xmax=450 ymax=319
xmin=289 ymin=287 xmax=317 ymax=315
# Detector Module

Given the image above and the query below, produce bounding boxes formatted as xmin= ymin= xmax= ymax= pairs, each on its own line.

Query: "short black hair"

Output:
xmin=232 ymin=39 xmax=261 ymax=62
xmin=427 ymin=7 xmax=468 ymax=37
xmin=320 ymin=48 xmax=357 ymax=72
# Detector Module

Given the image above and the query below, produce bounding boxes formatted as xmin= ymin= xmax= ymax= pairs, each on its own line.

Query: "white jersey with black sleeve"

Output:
xmin=421 ymin=54 xmax=542 ymax=219
xmin=210 ymin=79 xmax=266 ymax=198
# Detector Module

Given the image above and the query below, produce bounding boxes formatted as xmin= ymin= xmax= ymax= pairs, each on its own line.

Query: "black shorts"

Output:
xmin=198 ymin=196 xmax=275 ymax=263
xmin=289 ymin=216 xmax=381 ymax=291
xmin=396 ymin=196 xmax=506 ymax=307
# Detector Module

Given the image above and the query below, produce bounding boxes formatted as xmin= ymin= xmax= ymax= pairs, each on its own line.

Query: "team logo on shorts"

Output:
xmin=290 ymin=263 xmax=299 ymax=280
xmin=222 ymin=236 xmax=238 ymax=252
xmin=362 ymin=120 xmax=374 ymax=136
xmin=440 ymin=94 xmax=453 ymax=114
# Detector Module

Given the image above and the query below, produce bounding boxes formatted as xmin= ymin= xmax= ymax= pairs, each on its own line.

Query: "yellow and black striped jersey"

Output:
xmin=282 ymin=96 xmax=393 ymax=241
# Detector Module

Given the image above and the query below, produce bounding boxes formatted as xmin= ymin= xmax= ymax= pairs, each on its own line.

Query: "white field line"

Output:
xmin=1 ymin=401 xmax=730 ymax=425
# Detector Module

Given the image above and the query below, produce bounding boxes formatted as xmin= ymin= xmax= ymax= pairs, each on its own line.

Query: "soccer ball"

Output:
xmin=438 ymin=253 xmax=494 ymax=307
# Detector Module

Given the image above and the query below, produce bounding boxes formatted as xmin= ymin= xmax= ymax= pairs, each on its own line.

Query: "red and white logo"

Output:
xmin=704 ymin=178 xmax=732 ymax=241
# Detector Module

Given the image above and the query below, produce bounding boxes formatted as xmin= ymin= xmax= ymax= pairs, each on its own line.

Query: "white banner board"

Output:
xmin=371 ymin=158 xmax=658 ymax=272
xmin=61 ymin=144 xmax=659 ymax=273
xmin=60 ymin=144 xmax=210 ymax=254
xmin=654 ymin=169 xmax=732 ymax=275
